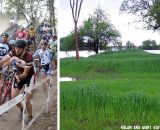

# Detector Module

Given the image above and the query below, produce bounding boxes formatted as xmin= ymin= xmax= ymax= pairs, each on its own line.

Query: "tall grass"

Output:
xmin=60 ymin=49 xmax=160 ymax=130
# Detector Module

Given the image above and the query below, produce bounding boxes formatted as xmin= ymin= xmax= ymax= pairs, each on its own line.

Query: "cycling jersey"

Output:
xmin=0 ymin=42 xmax=10 ymax=59
xmin=43 ymin=26 xmax=49 ymax=32
xmin=29 ymin=30 xmax=36 ymax=37
xmin=16 ymin=31 xmax=25 ymax=40
xmin=7 ymin=50 xmax=35 ymax=76
xmin=49 ymin=39 xmax=57 ymax=52
xmin=33 ymin=49 xmax=51 ymax=65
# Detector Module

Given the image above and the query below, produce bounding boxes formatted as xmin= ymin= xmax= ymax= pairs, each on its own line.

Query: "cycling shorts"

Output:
xmin=14 ymin=76 xmax=32 ymax=90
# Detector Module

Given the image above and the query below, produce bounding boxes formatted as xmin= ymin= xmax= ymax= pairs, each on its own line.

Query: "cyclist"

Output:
xmin=33 ymin=40 xmax=51 ymax=74
xmin=28 ymin=26 xmax=36 ymax=44
xmin=0 ymin=33 xmax=11 ymax=60
xmin=25 ymin=33 xmax=32 ymax=51
xmin=16 ymin=27 xmax=26 ymax=40
xmin=48 ymin=34 xmax=57 ymax=70
xmin=0 ymin=40 xmax=35 ymax=124
xmin=9 ymin=39 xmax=16 ymax=50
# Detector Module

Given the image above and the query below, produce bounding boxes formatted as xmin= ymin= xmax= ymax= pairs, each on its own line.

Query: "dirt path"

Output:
xmin=29 ymin=86 xmax=57 ymax=130
xmin=0 ymin=72 xmax=57 ymax=130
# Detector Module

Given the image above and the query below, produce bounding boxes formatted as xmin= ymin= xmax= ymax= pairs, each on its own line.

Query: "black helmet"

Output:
xmin=1 ymin=32 xmax=9 ymax=38
xmin=15 ymin=40 xmax=26 ymax=48
xmin=42 ymin=35 xmax=47 ymax=40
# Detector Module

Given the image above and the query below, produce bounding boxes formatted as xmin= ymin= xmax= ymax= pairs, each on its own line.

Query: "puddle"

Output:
xmin=60 ymin=77 xmax=75 ymax=82
xmin=60 ymin=50 xmax=105 ymax=58
xmin=144 ymin=50 xmax=160 ymax=54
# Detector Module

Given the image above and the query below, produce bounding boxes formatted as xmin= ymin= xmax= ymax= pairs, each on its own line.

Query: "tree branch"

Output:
xmin=77 ymin=0 xmax=83 ymax=22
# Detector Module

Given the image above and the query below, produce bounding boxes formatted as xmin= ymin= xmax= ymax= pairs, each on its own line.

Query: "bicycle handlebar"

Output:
xmin=0 ymin=70 xmax=13 ymax=78
xmin=11 ymin=59 xmax=17 ymax=71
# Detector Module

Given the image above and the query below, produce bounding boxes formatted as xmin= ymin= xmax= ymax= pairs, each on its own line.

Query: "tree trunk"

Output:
xmin=95 ymin=43 xmax=98 ymax=53
xmin=94 ymin=39 xmax=99 ymax=54
xmin=0 ymin=1 xmax=2 ymax=14
xmin=51 ymin=0 xmax=56 ymax=34
xmin=93 ymin=41 xmax=96 ymax=52
xmin=96 ymin=38 xmax=99 ymax=53
xmin=74 ymin=21 xmax=79 ymax=60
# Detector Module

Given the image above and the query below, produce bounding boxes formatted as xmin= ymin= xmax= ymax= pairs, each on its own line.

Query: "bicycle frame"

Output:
xmin=1 ymin=78 xmax=13 ymax=104
xmin=33 ymin=59 xmax=41 ymax=84
xmin=0 ymin=61 xmax=17 ymax=105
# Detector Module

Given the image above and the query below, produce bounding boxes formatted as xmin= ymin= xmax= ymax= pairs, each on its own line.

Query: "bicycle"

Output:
xmin=33 ymin=58 xmax=41 ymax=84
xmin=33 ymin=58 xmax=52 ymax=86
xmin=0 ymin=61 xmax=17 ymax=105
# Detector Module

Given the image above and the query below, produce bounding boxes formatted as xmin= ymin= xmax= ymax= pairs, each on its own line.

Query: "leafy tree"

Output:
xmin=3 ymin=0 xmax=56 ymax=29
xmin=79 ymin=6 xmax=121 ymax=53
xmin=60 ymin=31 xmax=86 ymax=51
xmin=117 ymin=41 xmax=123 ymax=50
xmin=142 ymin=39 xmax=158 ymax=49
xmin=0 ymin=0 xmax=5 ymax=14
xmin=120 ymin=0 xmax=160 ymax=30
xmin=60 ymin=33 xmax=75 ymax=51
xmin=126 ymin=41 xmax=135 ymax=49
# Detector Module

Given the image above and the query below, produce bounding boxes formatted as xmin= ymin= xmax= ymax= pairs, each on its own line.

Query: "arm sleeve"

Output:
xmin=7 ymin=50 xmax=13 ymax=58
xmin=25 ymin=56 xmax=33 ymax=67
xmin=33 ymin=50 xmax=39 ymax=58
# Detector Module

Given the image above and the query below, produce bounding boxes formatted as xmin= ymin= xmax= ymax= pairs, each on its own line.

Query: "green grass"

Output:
xmin=60 ymin=49 xmax=160 ymax=130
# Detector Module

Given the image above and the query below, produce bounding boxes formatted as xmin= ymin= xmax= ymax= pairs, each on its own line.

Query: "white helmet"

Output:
xmin=9 ymin=40 xmax=15 ymax=45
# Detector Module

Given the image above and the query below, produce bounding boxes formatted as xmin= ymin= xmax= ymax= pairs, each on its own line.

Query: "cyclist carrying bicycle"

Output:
xmin=0 ymin=40 xmax=35 ymax=124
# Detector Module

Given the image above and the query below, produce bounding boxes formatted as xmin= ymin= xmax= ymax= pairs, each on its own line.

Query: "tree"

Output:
xmin=120 ymin=0 xmax=160 ymax=30
xmin=4 ymin=0 xmax=56 ymax=28
xmin=60 ymin=32 xmax=75 ymax=51
xmin=47 ymin=0 xmax=57 ymax=33
xmin=142 ymin=39 xmax=158 ymax=50
xmin=79 ymin=6 xmax=121 ymax=53
xmin=70 ymin=0 xmax=84 ymax=60
xmin=117 ymin=41 xmax=123 ymax=50
xmin=126 ymin=41 xmax=135 ymax=49
xmin=0 ymin=0 xmax=5 ymax=14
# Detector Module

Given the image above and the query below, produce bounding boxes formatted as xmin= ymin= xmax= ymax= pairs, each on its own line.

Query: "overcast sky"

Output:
xmin=59 ymin=0 xmax=160 ymax=46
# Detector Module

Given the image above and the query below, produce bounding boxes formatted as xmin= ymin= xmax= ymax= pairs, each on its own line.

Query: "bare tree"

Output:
xmin=70 ymin=0 xmax=84 ymax=60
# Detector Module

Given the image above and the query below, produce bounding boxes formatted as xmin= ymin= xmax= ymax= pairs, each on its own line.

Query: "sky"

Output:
xmin=59 ymin=0 xmax=160 ymax=46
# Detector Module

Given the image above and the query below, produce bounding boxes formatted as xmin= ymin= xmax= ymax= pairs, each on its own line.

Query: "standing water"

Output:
xmin=144 ymin=50 xmax=160 ymax=54
xmin=60 ymin=50 xmax=105 ymax=58
xmin=60 ymin=77 xmax=75 ymax=82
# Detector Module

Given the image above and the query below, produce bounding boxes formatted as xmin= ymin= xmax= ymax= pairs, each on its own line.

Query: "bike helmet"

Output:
xmin=1 ymin=32 xmax=9 ymax=38
xmin=15 ymin=40 xmax=26 ymax=48
xmin=9 ymin=40 xmax=15 ymax=45
xmin=30 ymin=26 xmax=33 ymax=29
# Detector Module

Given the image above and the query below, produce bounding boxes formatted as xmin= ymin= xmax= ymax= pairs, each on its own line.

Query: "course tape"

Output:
xmin=0 ymin=94 xmax=23 ymax=115
xmin=22 ymin=105 xmax=46 ymax=130
xmin=25 ymin=70 xmax=57 ymax=94
xmin=23 ymin=83 xmax=57 ymax=130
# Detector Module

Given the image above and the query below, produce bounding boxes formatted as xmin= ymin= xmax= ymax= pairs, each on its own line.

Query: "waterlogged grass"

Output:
xmin=60 ymin=49 xmax=160 ymax=130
